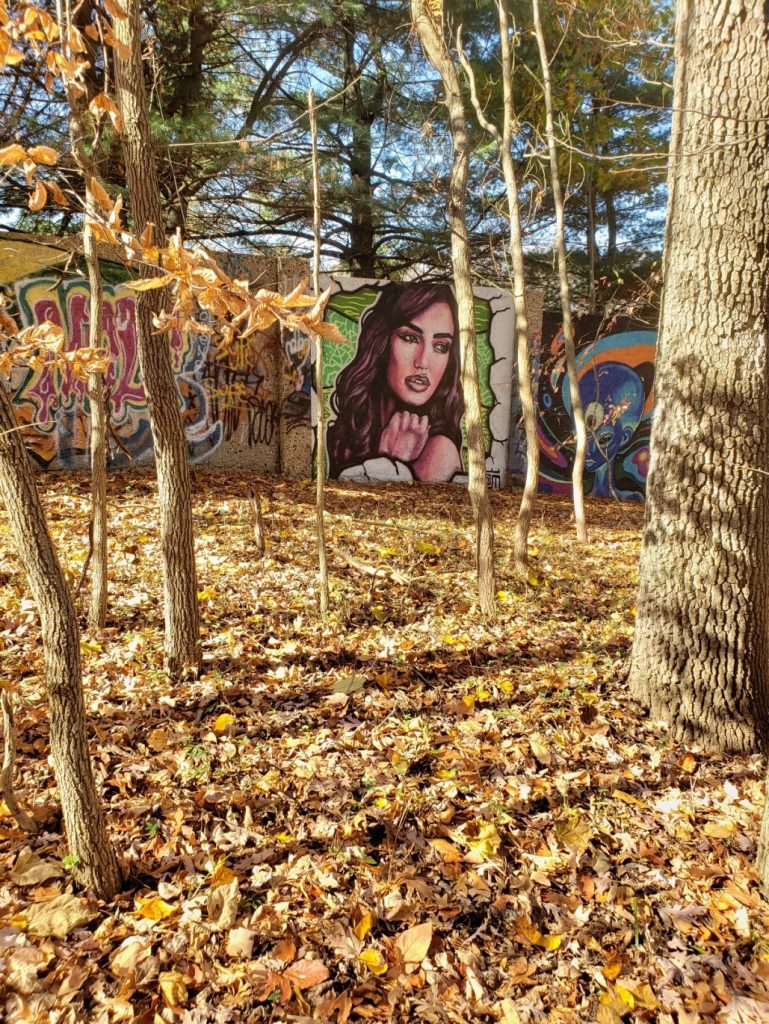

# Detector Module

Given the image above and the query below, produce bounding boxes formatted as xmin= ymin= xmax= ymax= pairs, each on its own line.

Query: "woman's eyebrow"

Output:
xmin=401 ymin=321 xmax=425 ymax=335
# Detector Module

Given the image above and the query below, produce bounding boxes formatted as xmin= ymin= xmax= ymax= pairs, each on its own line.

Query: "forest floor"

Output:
xmin=1 ymin=475 xmax=768 ymax=1024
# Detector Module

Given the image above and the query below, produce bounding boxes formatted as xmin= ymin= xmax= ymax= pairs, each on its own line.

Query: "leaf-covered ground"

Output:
xmin=1 ymin=475 xmax=768 ymax=1024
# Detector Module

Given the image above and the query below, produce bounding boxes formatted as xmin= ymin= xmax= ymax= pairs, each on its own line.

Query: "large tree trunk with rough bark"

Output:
xmin=412 ymin=0 xmax=496 ymax=618
xmin=628 ymin=1 xmax=769 ymax=756
xmin=0 ymin=385 xmax=121 ymax=899
xmin=113 ymin=0 xmax=200 ymax=679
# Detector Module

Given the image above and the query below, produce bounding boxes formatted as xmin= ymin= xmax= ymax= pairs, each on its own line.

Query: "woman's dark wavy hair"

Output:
xmin=327 ymin=282 xmax=464 ymax=477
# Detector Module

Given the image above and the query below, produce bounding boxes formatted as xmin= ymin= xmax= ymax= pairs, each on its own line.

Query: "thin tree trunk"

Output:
xmin=532 ymin=0 xmax=587 ymax=543
xmin=0 ymin=386 xmax=121 ymax=898
xmin=604 ymin=191 xmax=618 ymax=267
xmin=629 ymin=0 xmax=769 ymax=757
xmin=412 ymin=0 xmax=496 ymax=617
xmin=461 ymin=2 xmax=536 ymax=576
xmin=58 ymin=0 xmax=108 ymax=629
xmin=309 ymin=89 xmax=329 ymax=618
xmin=1 ymin=687 xmax=37 ymax=833
xmin=586 ymin=174 xmax=597 ymax=312
xmin=113 ymin=0 xmax=200 ymax=679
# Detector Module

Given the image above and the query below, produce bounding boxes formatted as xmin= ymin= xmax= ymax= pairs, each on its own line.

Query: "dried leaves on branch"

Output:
xmin=1 ymin=479 xmax=768 ymax=1022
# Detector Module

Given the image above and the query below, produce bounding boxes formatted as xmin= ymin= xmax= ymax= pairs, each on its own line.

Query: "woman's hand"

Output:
xmin=379 ymin=411 xmax=430 ymax=463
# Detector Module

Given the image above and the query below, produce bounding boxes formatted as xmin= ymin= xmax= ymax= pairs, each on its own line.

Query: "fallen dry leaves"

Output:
xmin=0 ymin=476 xmax=768 ymax=1023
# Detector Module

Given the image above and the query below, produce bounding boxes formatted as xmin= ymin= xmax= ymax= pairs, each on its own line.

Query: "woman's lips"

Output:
xmin=405 ymin=374 xmax=430 ymax=392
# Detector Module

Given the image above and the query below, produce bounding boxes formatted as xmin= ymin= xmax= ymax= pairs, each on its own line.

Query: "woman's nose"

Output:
xmin=414 ymin=344 xmax=427 ymax=368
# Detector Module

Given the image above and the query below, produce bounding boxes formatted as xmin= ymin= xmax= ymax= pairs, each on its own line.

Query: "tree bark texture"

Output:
xmin=0 ymin=385 xmax=121 ymax=898
xmin=113 ymin=0 xmax=200 ymax=679
xmin=493 ymin=0 xmax=537 ymax=575
xmin=628 ymin=0 xmax=769 ymax=755
xmin=532 ymin=0 xmax=587 ymax=544
xmin=412 ymin=0 xmax=496 ymax=617
xmin=342 ymin=12 xmax=384 ymax=277
xmin=59 ymin=0 xmax=108 ymax=630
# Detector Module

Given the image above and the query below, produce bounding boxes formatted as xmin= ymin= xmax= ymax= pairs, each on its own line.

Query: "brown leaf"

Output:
xmin=0 ymin=143 xmax=27 ymax=165
xmin=27 ymin=145 xmax=57 ymax=166
xmin=283 ymin=959 xmax=329 ymax=990
xmin=28 ymin=178 xmax=47 ymax=212
xmin=103 ymin=0 xmax=129 ymax=18
xmin=89 ymin=175 xmax=111 ymax=211
xmin=11 ymin=850 xmax=64 ymax=886
xmin=274 ymin=936 xmax=297 ymax=963
xmin=24 ymin=893 xmax=98 ymax=938
xmin=110 ymin=936 xmax=153 ymax=979
xmin=395 ymin=921 xmax=433 ymax=964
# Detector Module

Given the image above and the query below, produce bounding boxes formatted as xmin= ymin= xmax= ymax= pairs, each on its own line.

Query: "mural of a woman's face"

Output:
xmin=385 ymin=300 xmax=455 ymax=407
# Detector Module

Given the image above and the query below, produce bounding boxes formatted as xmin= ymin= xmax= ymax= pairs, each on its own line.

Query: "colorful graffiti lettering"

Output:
xmin=9 ymin=276 xmax=288 ymax=469
xmin=319 ymin=277 xmax=515 ymax=486
xmin=537 ymin=329 xmax=656 ymax=501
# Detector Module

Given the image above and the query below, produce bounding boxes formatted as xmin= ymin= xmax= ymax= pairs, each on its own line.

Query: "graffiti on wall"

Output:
xmin=537 ymin=328 xmax=656 ymax=500
xmin=318 ymin=277 xmax=515 ymax=488
xmin=9 ymin=276 xmax=282 ymax=471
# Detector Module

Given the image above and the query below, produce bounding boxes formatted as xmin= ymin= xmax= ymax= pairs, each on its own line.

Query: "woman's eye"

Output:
xmin=434 ymin=342 xmax=450 ymax=354
xmin=400 ymin=331 xmax=419 ymax=344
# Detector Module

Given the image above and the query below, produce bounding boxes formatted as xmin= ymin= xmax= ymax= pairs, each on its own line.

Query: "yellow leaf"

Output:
xmin=213 ymin=713 xmax=235 ymax=734
xmin=359 ymin=948 xmax=388 ymax=976
xmin=704 ymin=820 xmax=735 ymax=839
xmin=354 ymin=912 xmax=374 ymax=942
xmin=29 ymin=178 xmax=47 ymax=212
xmin=135 ymin=895 xmax=175 ymax=921
xmin=210 ymin=862 xmax=235 ymax=887
xmin=615 ymin=985 xmax=635 ymax=1010
xmin=527 ymin=572 xmax=540 ymax=586
xmin=678 ymin=753 xmax=697 ymax=774
xmin=275 ymin=832 xmax=294 ymax=843
xmin=0 ymin=143 xmax=27 ymax=165
xmin=465 ymin=821 xmax=502 ymax=861
xmin=623 ymin=981 xmax=658 ymax=1011
xmin=125 ymin=273 xmax=177 ymax=292
xmin=611 ymin=789 xmax=645 ymax=808
xmin=27 ymin=145 xmax=58 ymax=165
xmin=517 ymin=917 xmax=561 ymax=951
xmin=159 ymin=971 xmax=187 ymax=1008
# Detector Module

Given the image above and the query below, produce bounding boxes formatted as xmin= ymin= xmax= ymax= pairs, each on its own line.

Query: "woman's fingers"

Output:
xmin=379 ymin=411 xmax=430 ymax=462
